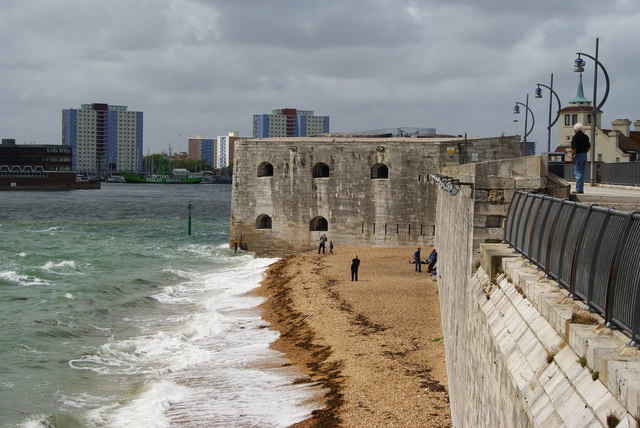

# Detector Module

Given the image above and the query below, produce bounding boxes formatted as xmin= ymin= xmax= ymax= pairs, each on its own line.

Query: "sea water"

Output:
xmin=0 ymin=184 xmax=316 ymax=427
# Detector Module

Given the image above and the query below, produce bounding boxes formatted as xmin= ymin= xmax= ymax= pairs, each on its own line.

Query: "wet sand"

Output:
xmin=256 ymin=246 xmax=451 ymax=427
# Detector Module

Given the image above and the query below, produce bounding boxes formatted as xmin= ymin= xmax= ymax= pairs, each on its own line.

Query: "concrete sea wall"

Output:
xmin=436 ymin=156 xmax=639 ymax=427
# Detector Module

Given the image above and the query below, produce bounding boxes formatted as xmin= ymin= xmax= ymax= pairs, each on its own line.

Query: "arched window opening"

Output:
xmin=312 ymin=162 xmax=330 ymax=178
xmin=255 ymin=214 xmax=272 ymax=229
xmin=257 ymin=162 xmax=274 ymax=177
xmin=371 ymin=163 xmax=389 ymax=179
xmin=309 ymin=216 xmax=328 ymax=231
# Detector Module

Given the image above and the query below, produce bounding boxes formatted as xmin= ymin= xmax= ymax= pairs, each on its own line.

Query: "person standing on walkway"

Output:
xmin=329 ymin=240 xmax=334 ymax=254
xmin=351 ymin=255 xmax=360 ymax=281
xmin=571 ymin=123 xmax=591 ymax=194
xmin=414 ymin=247 xmax=422 ymax=272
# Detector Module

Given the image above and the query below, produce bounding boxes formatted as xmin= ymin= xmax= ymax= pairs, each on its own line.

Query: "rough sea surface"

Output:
xmin=0 ymin=183 xmax=315 ymax=427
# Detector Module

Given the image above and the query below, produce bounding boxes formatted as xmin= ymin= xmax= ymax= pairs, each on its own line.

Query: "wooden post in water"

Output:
xmin=187 ymin=203 xmax=192 ymax=235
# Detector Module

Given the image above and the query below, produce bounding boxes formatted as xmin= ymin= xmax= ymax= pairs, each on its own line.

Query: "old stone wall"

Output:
xmin=230 ymin=135 xmax=520 ymax=256
xmin=436 ymin=155 xmax=638 ymax=427
xmin=438 ymin=155 xmax=559 ymax=265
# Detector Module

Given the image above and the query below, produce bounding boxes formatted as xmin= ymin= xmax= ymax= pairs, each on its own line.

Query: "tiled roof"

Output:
xmin=559 ymin=106 xmax=601 ymax=113
xmin=618 ymin=131 xmax=640 ymax=153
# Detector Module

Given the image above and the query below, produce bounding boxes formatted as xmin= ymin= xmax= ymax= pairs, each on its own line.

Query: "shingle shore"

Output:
xmin=256 ymin=246 xmax=452 ymax=427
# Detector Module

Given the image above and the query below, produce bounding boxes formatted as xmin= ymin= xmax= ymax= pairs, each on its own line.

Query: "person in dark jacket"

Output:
xmin=414 ymin=247 xmax=422 ymax=272
xmin=427 ymin=249 xmax=438 ymax=273
xmin=571 ymin=122 xmax=591 ymax=194
xmin=351 ymin=255 xmax=360 ymax=281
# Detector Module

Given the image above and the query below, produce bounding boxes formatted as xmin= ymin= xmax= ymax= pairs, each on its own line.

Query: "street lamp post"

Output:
xmin=513 ymin=94 xmax=535 ymax=155
xmin=574 ymin=37 xmax=610 ymax=186
xmin=534 ymin=73 xmax=561 ymax=153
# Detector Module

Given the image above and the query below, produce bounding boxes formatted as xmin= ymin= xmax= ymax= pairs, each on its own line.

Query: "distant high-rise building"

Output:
xmin=188 ymin=134 xmax=217 ymax=167
xmin=253 ymin=108 xmax=329 ymax=138
xmin=217 ymin=131 xmax=248 ymax=168
xmin=62 ymin=103 xmax=143 ymax=173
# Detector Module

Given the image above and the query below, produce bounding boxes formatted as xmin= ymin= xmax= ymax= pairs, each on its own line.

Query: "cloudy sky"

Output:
xmin=1 ymin=0 xmax=639 ymax=154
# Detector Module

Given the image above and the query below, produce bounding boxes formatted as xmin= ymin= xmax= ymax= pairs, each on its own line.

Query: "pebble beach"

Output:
xmin=256 ymin=245 xmax=452 ymax=427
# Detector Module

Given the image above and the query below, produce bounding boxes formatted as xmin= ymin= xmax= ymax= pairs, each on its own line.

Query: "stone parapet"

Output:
xmin=436 ymin=155 xmax=634 ymax=427
xmin=438 ymin=155 xmax=564 ymax=266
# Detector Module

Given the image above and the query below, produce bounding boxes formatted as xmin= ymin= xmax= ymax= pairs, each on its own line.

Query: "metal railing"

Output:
xmin=600 ymin=162 xmax=640 ymax=186
xmin=505 ymin=190 xmax=640 ymax=346
xmin=548 ymin=160 xmax=640 ymax=186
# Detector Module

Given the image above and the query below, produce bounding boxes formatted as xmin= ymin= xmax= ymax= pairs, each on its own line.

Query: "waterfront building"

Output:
xmin=557 ymin=77 xmax=640 ymax=162
xmin=62 ymin=103 xmax=143 ymax=173
xmin=253 ymin=108 xmax=330 ymax=138
xmin=557 ymin=75 xmax=602 ymax=151
xmin=217 ymin=131 xmax=246 ymax=168
xmin=0 ymin=139 xmax=76 ymax=189
xmin=522 ymin=141 xmax=536 ymax=156
xmin=188 ymin=134 xmax=217 ymax=167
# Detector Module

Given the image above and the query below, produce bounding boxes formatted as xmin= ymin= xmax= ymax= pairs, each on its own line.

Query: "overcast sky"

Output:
xmin=1 ymin=0 xmax=638 ymax=154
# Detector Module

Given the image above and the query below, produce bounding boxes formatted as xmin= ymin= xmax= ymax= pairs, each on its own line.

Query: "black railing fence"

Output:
xmin=505 ymin=190 xmax=640 ymax=346
xmin=549 ymin=161 xmax=640 ymax=186
xmin=600 ymin=162 xmax=640 ymax=186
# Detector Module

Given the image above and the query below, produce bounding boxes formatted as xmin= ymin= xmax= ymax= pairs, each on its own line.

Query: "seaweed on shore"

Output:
xmin=259 ymin=257 xmax=345 ymax=428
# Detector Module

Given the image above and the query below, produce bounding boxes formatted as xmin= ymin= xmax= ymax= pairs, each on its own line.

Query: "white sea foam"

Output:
xmin=61 ymin=392 xmax=114 ymax=409
xmin=69 ymin=321 xmax=216 ymax=376
xmin=67 ymin=255 xmax=316 ymax=426
xmin=19 ymin=416 xmax=52 ymax=428
xmin=34 ymin=226 xmax=60 ymax=233
xmin=42 ymin=260 xmax=77 ymax=272
xmin=17 ymin=252 xmax=27 ymax=257
xmin=0 ymin=270 xmax=49 ymax=286
xmin=179 ymin=243 xmax=219 ymax=257
xmin=87 ymin=380 xmax=191 ymax=428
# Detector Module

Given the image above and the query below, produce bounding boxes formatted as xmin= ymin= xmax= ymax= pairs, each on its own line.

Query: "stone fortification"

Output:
xmin=436 ymin=155 xmax=638 ymax=427
xmin=230 ymin=135 xmax=520 ymax=256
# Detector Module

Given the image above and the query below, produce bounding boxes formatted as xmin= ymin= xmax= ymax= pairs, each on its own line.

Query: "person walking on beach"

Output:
xmin=571 ymin=122 xmax=590 ymax=194
xmin=318 ymin=234 xmax=328 ymax=254
xmin=351 ymin=254 xmax=360 ymax=281
xmin=427 ymin=248 xmax=438 ymax=273
xmin=329 ymin=240 xmax=334 ymax=254
xmin=414 ymin=247 xmax=422 ymax=272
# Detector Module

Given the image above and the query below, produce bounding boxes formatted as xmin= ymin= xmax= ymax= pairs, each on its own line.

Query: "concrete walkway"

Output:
xmin=568 ymin=182 xmax=640 ymax=211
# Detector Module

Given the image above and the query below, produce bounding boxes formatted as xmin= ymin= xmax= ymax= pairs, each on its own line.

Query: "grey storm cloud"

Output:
xmin=1 ymin=0 xmax=639 ymax=153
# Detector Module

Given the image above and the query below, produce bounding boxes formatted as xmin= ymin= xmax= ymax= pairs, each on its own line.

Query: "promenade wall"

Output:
xmin=436 ymin=155 xmax=639 ymax=427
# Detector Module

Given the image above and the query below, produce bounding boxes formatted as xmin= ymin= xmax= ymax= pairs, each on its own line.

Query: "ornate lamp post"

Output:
xmin=513 ymin=94 xmax=535 ymax=155
xmin=534 ymin=73 xmax=561 ymax=153
xmin=574 ymin=37 xmax=610 ymax=186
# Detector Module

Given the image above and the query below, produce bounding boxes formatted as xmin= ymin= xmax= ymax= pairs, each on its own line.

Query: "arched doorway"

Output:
xmin=309 ymin=216 xmax=328 ymax=231
xmin=257 ymin=162 xmax=274 ymax=177
xmin=371 ymin=163 xmax=389 ymax=179
xmin=312 ymin=162 xmax=330 ymax=178
xmin=255 ymin=214 xmax=272 ymax=229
